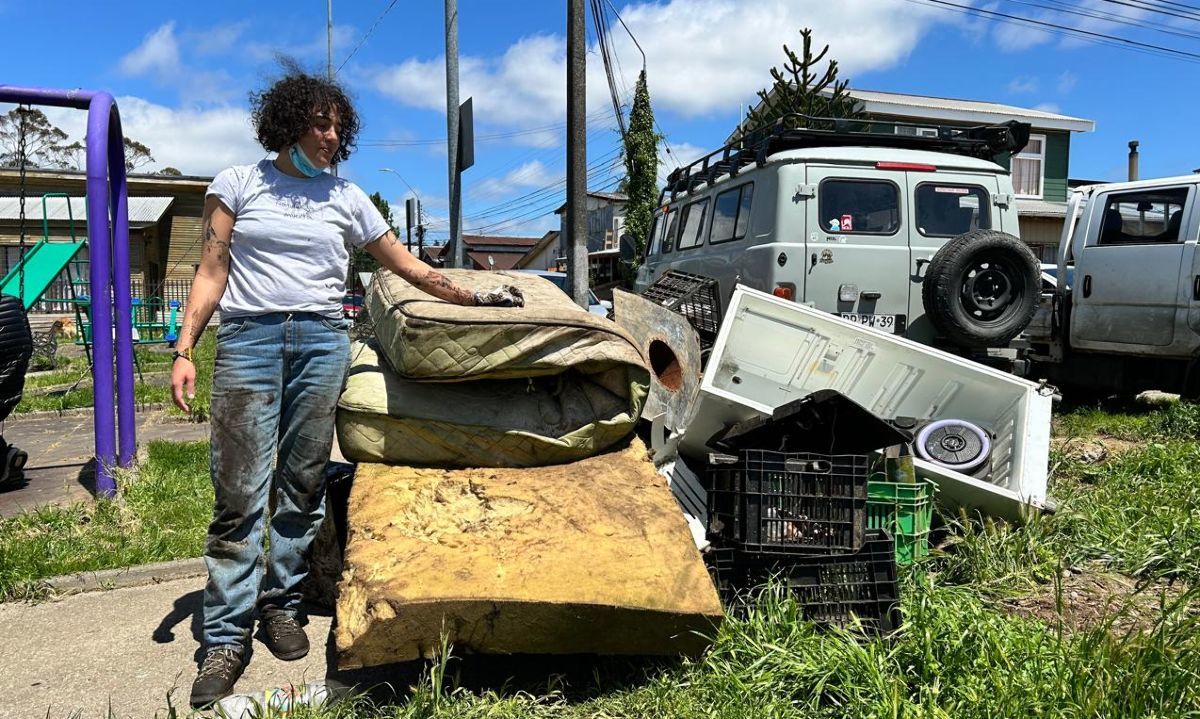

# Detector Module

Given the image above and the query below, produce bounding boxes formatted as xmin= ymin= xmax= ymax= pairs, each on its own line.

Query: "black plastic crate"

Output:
xmin=739 ymin=530 xmax=900 ymax=632
xmin=707 ymin=450 xmax=869 ymax=554
xmin=702 ymin=546 xmax=736 ymax=604
xmin=639 ymin=270 xmax=722 ymax=351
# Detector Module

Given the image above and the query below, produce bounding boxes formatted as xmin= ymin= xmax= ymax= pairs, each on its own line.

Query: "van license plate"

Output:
xmin=839 ymin=313 xmax=905 ymax=333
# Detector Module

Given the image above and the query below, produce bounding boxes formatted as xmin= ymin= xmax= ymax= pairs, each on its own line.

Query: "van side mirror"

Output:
xmin=619 ymin=233 xmax=637 ymax=262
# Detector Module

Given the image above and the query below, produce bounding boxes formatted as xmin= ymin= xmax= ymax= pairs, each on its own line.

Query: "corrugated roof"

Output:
xmin=467 ymin=250 xmax=525 ymax=270
xmin=1016 ymin=199 xmax=1070 ymax=218
xmin=848 ymin=89 xmax=1095 ymax=133
xmin=0 ymin=196 xmax=174 ymax=225
xmin=463 ymin=234 xmax=541 ymax=247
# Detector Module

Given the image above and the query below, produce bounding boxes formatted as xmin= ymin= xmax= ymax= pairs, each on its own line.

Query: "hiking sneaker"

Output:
xmin=190 ymin=646 xmax=245 ymax=708
xmin=260 ymin=613 xmax=309 ymax=660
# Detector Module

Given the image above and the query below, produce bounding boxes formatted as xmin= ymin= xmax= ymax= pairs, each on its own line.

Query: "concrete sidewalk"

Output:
xmin=0 ymin=573 xmax=345 ymax=719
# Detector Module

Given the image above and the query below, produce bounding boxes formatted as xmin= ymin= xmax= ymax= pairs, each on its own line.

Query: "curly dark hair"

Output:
xmin=249 ymin=69 xmax=359 ymax=165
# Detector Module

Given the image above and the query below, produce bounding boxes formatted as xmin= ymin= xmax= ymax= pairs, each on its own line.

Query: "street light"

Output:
xmin=378 ymin=167 xmax=420 ymax=199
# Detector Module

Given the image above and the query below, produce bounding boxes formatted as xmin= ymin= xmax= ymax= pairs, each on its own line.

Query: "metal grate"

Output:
xmin=639 ymin=270 xmax=722 ymax=351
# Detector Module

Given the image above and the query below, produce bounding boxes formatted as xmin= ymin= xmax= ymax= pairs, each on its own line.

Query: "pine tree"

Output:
xmin=621 ymin=69 xmax=661 ymax=275
xmin=739 ymin=28 xmax=865 ymax=138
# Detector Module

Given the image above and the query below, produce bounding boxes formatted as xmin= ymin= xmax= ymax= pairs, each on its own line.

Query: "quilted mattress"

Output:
xmin=339 ymin=270 xmax=650 ymax=467
xmin=367 ymin=269 xmax=646 ymax=382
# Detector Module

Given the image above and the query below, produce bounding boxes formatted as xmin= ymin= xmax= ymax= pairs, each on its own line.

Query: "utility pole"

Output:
xmin=566 ymin=0 xmax=588 ymax=308
xmin=327 ymin=0 xmax=334 ymax=80
xmin=445 ymin=0 xmax=463 ymax=268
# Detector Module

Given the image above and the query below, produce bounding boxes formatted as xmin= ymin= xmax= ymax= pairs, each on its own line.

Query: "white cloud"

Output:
xmin=1008 ymin=77 xmax=1039 ymax=94
xmin=369 ymin=0 xmax=955 ymax=138
xmin=119 ymin=22 xmax=182 ymax=78
xmin=33 ymin=98 xmax=261 ymax=177
xmin=471 ymin=160 xmax=560 ymax=201
xmin=185 ymin=21 xmax=250 ymax=57
xmin=658 ymin=141 xmax=707 ymax=185
xmin=1057 ymin=70 xmax=1078 ymax=94
xmin=1033 ymin=102 xmax=1061 ymax=114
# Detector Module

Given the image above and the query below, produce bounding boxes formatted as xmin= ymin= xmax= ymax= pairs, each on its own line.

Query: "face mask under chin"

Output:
xmin=289 ymin=144 xmax=325 ymax=178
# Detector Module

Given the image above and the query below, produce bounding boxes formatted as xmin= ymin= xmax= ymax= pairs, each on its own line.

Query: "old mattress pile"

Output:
xmin=335 ymin=269 xmax=650 ymax=467
xmin=331 ymin=271 xmax=723 ymax=667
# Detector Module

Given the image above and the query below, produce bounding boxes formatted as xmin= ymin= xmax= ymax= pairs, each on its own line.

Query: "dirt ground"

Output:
xmin=1050 ymin=436 xmax=1142 ymax=464
xmin=1002 ymin=571 xmax=1188 ymax=635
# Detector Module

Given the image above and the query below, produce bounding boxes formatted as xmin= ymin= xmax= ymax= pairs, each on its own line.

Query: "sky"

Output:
xmin=2 ymin=0 xmax=1198 ymax=243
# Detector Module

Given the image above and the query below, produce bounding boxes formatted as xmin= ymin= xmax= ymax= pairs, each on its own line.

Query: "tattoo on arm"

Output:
xmin=202 ymin=218 xmax=230 ymax=262
xmin=414 ymin=269 xmax=475 ymax=305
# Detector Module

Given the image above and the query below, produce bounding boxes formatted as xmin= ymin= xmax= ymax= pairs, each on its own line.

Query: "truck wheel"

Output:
xmin=921 ymin=229 xmax=1040 ymax=348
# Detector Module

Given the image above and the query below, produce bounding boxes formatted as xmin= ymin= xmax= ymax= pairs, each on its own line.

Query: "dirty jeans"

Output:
xmin=202 ymin=312 xmax=351 ymax=651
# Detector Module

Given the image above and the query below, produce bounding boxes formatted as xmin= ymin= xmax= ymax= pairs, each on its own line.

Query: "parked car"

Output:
xmin=1025 ymin=175 xmax=1200 ymax=397
xmin=632 ymin=115 xmax=1042 ymax=352
xmin=518 ymin=270 xmax=612 ymax=317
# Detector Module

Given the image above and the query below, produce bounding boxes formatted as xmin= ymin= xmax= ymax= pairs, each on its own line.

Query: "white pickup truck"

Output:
xmin=1025 ymin=174 xmax=1200 ymax=398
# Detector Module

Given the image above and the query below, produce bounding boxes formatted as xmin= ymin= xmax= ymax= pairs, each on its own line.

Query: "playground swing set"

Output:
xmin=0 ymin=85 xmax=144 ymax=496
xmin=0 ymin=192 xmax=182 ymax=373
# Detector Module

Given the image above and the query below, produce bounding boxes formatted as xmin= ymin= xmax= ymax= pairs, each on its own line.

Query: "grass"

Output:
xmin=0 ymin=440 xmax=212 ymax=601
xmin=13 ymin=334 xmax=215 ymax=417
xmin=5 ymin=399 xmax=1200 ymax=717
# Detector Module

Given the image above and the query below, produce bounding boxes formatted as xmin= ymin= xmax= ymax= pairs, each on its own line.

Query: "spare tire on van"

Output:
xmin=921 ymin=229 xmax=1040 ymax=348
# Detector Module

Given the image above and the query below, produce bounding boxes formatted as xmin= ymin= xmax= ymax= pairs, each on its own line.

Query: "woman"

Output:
xmin=171 ymin=69 xmax=521 ymax=708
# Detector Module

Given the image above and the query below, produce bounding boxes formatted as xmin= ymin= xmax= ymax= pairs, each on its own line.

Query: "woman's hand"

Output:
xmin=171 ymin=356 xmax=196 ymax=412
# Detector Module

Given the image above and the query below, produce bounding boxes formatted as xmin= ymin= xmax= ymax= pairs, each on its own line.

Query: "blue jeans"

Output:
xmin=202 ymin=312 xmax=351 ymax=651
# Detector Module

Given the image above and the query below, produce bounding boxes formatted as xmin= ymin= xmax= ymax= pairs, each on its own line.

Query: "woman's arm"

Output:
xmin=171 ymin=195 xmax=234 ymax=411
xmin=364 ymin=231 xmax=477 ymax=305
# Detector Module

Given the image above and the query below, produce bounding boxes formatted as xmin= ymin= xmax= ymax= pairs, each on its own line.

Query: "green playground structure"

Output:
xmin=1 ymin=193 xmax=181 ymax=355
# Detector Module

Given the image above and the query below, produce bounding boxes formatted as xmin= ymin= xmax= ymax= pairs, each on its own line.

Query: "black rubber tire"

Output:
xmin=922 ymin=229 xmax=1040 ymax=348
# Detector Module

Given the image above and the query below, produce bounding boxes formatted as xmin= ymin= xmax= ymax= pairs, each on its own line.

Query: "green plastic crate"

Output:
xmin=866 ymin=478 xmax=936 ymax=565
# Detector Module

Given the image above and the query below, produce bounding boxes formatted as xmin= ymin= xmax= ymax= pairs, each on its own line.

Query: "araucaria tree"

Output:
xmin=621 ymin=69 xmax=660 ymax=273
xmin=740 ymin=28 xmax=865 ymax=137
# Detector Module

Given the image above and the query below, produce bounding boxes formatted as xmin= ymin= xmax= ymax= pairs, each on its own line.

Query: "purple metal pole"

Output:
xmin=0 ymin=86 xmax=135 ymax=496
xmin=107 ymin=108 xmax=136 ymax=468
xmin=85 ymin=94 xmax=118 ymax=495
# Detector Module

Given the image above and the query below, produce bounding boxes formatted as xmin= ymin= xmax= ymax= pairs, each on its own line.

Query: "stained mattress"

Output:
xmin=340 ymin=270 xmax=649 ymax=467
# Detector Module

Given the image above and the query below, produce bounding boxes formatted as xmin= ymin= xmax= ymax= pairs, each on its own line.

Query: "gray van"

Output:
xmin=634 ymin=116 xmax=1043 ymax=350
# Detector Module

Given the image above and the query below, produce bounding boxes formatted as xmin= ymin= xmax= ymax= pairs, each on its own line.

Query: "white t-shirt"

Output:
xmin=206 ymin=160 xmax=390 ymax=318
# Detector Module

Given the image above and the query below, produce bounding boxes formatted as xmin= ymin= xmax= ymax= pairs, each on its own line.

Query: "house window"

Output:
xmin=1013 ymin=134 xmax=1045 ymax=198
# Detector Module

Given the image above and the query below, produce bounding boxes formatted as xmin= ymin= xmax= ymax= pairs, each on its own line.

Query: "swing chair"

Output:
xmin=0 ymin=86 xmax=138 ymax=498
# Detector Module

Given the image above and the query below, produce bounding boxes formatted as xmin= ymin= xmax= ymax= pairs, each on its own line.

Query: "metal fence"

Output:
xmin=31 ymin=277 xmax=192 ymax=317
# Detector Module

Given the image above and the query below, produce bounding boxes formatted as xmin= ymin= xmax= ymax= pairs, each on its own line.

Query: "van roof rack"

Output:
xmin=660 ymin=113 xmax=1031 ymax=203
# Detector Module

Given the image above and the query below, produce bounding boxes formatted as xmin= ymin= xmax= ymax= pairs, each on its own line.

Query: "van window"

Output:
xmin=662 ymin=206 xmax=681 ymax=253
xmin=819 ymin=180 xmax=900 ymax=234
xmin=676 ymin=198 xmax=710 ymax=250
xmin=646 ymin=213 xmax=664 ymax=257
xmin=1097 ymin=187 xmax=1190 ymax=246
xmin=915 ymin=184 xmax=990 ymax=237
xmin=711 ymin=183 xmax=755 ymax=244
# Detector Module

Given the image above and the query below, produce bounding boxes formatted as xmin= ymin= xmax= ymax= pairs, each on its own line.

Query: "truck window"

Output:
xmin=1097 ymin=187 xmax=1189 ymax=246
xmin=819 ymin=180 xmax=900 ymax=234
xmin=711 ymin=183 xmax=755 ymax=244
xmin=676 ymin=198 xmax=710 ymax=250
xmin=915 ymin=184 xmax=990 ymax=237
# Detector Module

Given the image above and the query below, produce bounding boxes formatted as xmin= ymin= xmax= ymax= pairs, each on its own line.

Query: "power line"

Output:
xmin=907 ymin=0 xmax=1200 ymax=62
xmin=360 ymin=108 xmax=613 ymax=147
xmin=1099 ymin=0 xmax=1200 ymax=23
xmin=337 ymin=0 xmax=401 ymax=74
xmin=1005 ymin=0 xmax=1200 ymax=42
